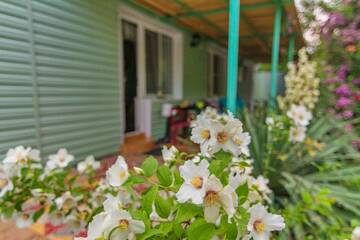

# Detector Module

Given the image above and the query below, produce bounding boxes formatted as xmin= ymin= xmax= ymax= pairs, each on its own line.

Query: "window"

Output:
xmin=208 ymin=51 xmax=227 ymax=96
xmin=145 ymin=29 xmax=173 ymax=96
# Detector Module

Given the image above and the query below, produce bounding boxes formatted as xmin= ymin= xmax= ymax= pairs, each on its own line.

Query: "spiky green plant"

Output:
xmin=242 ymin=110 xmax=360 ymax=239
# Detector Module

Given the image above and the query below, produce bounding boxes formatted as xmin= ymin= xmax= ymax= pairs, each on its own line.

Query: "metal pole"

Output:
xmin=226 ymin=0 xmax=240 ymax=114
xmin=287 ymin=32 xmax=295 ymax=62
xmin=270 ymin=1 xmax=282 ymax=109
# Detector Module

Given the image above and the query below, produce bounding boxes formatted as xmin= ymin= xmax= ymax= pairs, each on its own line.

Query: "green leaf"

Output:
xmin=216 ymin=215 xmax=237 ymax=239
xmin=138 ymin=228 xmax=164 ymax=240
xmin=236 ymin=183 xmax=249 ymax=205
xmin=158 ymin=222 xmax=173 ymax=235
xmin=175 ymin=203 xmax=202 ymax=223
xmin=33 ymin=208 xmax=44 ymax=222
xmin=187 ymin=218 xmax=216 ymax=240
xmin=131 ymin=210 xmax=151 ymax=230
xmin=141 ymin=186 xmax=158 ymax=215
xmin=155 ymin=194 xmax=171 ymax=218
xmin=123 ymin=175 xmax=146 ymax=186
xmin=157 ymin=165 xmax=173 ymax=187
xmin=141 ymin=156 xmax=159 ymax=177
xmin=236 ymin=207 xmax=250 ymax=236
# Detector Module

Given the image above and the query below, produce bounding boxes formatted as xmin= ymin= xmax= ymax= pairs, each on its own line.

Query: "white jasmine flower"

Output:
xmin=161 ymin=145 xmax=178 ymax=163
xmin=247 ymin=204 xmax=285 ymax=240
xmin=31 ymin=189 xmax=55 ymax=205
xmin=242 ymin=191 xmax=263 ymax=209
xmin=48 ymin=210 xmax=65 ymax=226
xmin=55 ymin=191 xmax=77 ymax=212
xmin=289 ymin=126 xmax=306 ymax=143
xmin=229 ymin=165 xmax=250 ymax=189
xmin=77 ymin=155 xmax=100 ymax=173
xmin=191 ymin=115 xmax=216 ymax=156
xmin=287 ymin=105 xmax=312 ymax=126
xmin=103 ymin=191 xmax=131 ymax=213
xmin=3 ymin=145 xmax=40 ymax=165
xmin=106 ymin=156 xmax=129 ymax=187
xmin=249 ymin=176 xmax=272 ymax=195
xmin=15 ymin=212 xmax=33 ymax=228
xmin=87 ymin=212 xmax=112 ymax=240
xmin=201 ymin=107 xmax=218 ymax=120
xmin=66 ymin=212 xmax=86 ymax=234
xmin=352 ymin=227 xmax=360 ymax=240
xmin=0 ymin=173 xmax=13 ymax=197
xmin=47 ymin=148 xmax=74 ymax=170
xmin=203 ymin=175 xmax=238 ymax=223
xmin=191 ymin=155 xmax=201 ymax=163
xmin=231 ymin=131 xmax=251 ymax=156
xmin=106 ymin=209 xmax=145 ymax=239
xmin=176 ymin=160 xmax=210 ymax=204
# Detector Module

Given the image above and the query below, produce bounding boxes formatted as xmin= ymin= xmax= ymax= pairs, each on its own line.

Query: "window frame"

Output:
xmin=119 ymin=5 xmax=183 ymax=100
xmin=207 ymin=44 xmax=228 ymax=97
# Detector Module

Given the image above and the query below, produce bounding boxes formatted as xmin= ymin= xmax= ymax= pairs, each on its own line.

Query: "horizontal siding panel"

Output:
xmin=35 ymin=45 xmax=116 ymax=66
xmin=41 ymin=118 xmax=120 ymax=135
xmin=42 ymin=137 xmax=120 ymax=160
xmin=40 ymin=111 xmax=120 ymax=126
xmin=42 ymin=126 xmax=120 ymax=146
xmin=0 ymin=97 xmax=34 ymax=108
xmin=36 ymin=76 xmax=118 ymax=88
xmin=0 ymin=118 xmax=36 ymax=131
xmin=36 ymin=56 xmax=117 ymax=73
xmin=0 ymin=0 xmax=122 ymax=160
xmin=34 ymin=34 xmax=116 ymax=58
xmin=38 ymin=86 xmax=118 ymax=96
xmin=39 ymin=103 xmax=119 ymax=113
xmin=32 ymin=0 xmax=115 ymax=33
xmin=33 ymin=22 xmax=117 ymax=50
xmin=0 ymin=0 xmax=38 ymax=160
xmin=0 ymin=74 xmax=33 ymax=85
xmin=0 ymin=1 xmax=28 ymax=17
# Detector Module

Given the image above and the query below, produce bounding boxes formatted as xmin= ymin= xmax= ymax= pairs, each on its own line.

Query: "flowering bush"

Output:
xmin=277 ymin=48 xmax=320 ymax=110
xmin=314 ymin=0 xmax=360 ymax=149
xmin=0 ymin=110 xmax=285 ymax=240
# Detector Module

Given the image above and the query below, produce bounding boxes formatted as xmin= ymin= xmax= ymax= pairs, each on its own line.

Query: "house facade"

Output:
xmin=1 ymin=0 xmax=247 ymax=159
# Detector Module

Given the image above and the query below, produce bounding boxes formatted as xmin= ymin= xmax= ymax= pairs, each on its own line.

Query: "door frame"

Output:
xmin=118 ymin=4 xmax=183 ymax=136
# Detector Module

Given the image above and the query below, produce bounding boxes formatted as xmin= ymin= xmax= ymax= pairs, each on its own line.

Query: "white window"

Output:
xmin=208 ymin=47 xmax=227 ymax=96
xmin=145 ymin=30 xmax=173 ymax=96
xmin=119 ymin=5 xmax=183 ymax=99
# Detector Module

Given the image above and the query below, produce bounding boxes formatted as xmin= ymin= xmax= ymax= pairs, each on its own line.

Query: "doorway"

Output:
xmin=122 ymin=20 xmax=138 ymax=133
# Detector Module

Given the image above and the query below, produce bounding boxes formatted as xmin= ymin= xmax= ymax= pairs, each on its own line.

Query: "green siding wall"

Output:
xmin=183 ymin=32 xmax=209 ymax=99
xmin=0 ymin=0 xmax=122 ymax=160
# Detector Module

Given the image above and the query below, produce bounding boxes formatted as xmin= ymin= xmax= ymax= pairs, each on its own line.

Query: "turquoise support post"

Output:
xmin=287 ymin=32 xmax=295 ymax=62
xmin=226 ymin=0 xmax=240 ymax=114
xmin=270 ymin=1 xmax=282 ymax=109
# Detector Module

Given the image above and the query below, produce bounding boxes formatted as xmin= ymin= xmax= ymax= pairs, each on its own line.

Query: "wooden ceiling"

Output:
xmin=125 ymin=0 xmax=304 ymax=62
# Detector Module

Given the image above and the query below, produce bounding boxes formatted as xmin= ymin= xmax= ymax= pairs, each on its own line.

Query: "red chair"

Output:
xmin=168 ymin=107 xmax=189 ymax=144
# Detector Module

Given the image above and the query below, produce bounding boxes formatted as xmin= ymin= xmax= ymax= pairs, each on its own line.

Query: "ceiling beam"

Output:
xmin=172 ymin=0 xmax=227 ymax=36
xmin=173 ymin=2 xmax=274 ymax=18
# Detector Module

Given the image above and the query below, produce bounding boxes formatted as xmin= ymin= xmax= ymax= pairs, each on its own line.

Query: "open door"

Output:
xmin=122 ymin=20 xmax=138 ymax=133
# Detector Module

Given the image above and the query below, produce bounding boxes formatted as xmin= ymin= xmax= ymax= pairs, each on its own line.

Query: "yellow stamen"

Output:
xmin=0 ymin=179 xmax=8 ymax=188
xmin=204 ymin=191 xmax=219 ymax=206
xmin=200 ymin=129 xmax=211 ymax=140
xmin=190 ymin=177 xmax=203 ymax=189
xmin=217 ymin=131 xmax=228 ymax=144
xmin=234 ymin=137 xmax=242 ymax=146
xmin=118 ymin=219 xmax=129 ymax=231
xmin=253 ymin=220 xmax=266 ymax=233
xmin=21 ymin=214 xmax=30 ymax=220
xmin=119 ymin=171 xmax=126 ymax=179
